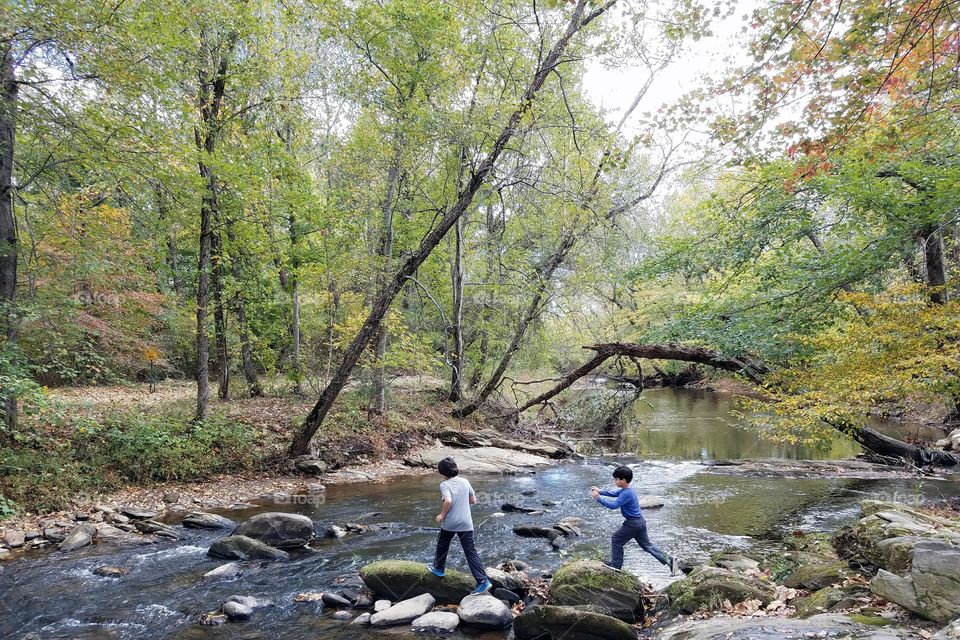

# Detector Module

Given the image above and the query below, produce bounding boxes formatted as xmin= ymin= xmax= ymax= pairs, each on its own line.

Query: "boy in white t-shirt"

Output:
xmin=426 ymin=457 xmax=492 ymax=594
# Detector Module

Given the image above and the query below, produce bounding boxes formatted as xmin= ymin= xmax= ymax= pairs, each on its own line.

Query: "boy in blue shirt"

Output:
xmin=425 ymin=457 xmax=493 ymax=595
xmin=591 ymin=465 xmax=679 ymax=575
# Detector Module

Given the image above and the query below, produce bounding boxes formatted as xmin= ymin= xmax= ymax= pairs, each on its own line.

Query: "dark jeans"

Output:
xmin=434 ymin=528 xmax=487 ymax=584
xmin=610 ymin=517 xmax=669 ymax=569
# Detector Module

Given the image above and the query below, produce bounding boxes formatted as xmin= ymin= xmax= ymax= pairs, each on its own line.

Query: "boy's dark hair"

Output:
xmin=438 ymin=457 xmax=459 ymax=478
xmin=612 ymin=465 xmax=633 ymax=483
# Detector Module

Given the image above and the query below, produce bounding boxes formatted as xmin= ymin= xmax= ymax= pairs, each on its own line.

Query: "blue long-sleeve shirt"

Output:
xmin=596 ymin=486 xmax=642 ymax=518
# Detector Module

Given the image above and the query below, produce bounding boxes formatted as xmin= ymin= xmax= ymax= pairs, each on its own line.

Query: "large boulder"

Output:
xmin=656 ymin=613 xmax=921 ymax=640
xmin=59 ymin=523 xmax=96 ymax=552
xmin=833 ymin=500 xmax=960 ymax=568
xmin=457 ymin=594 xmax=513 ymax=629
xmin=870 ymin=540 xmax=960 ymax=623
xmin=548 ymin=560 xmax=646 ymax=623
xmin=405 ymin=447 xmax=552 ymax=474
xmin=232 ymin=512 xmax=314 ymax=548
xmin=208 ymin=535 xmax=290 ymax=561
xmin=360 ymin=560 xmax=474 ymax=604
xmin=514 ymin=605 xmax=637 ymax=640
xmin=369 ymin=593 xmax=435 ymax=626
xmin=666 ymin=566 xmax=775 ymax=614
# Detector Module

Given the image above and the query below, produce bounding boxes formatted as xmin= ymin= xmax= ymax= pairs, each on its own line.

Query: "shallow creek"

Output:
xmin=2 ymin=389 xmax=958 ymax=639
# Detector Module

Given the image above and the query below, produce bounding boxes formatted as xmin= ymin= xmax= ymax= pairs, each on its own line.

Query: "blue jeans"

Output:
xmin=610 ymin=517 xmax=669 ymax=569
xmin=434 ymin=528 xmax=487 ymax=584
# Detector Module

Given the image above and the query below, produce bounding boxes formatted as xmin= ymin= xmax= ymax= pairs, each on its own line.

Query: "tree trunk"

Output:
xmin=370 ymin=157 xmax=399 ymax=414
xmin=195 ymin=163 xmax=213 ymax=421
xmin=921 ymin=225 xmax=947 ymax=304
xmin=194 ymin=30 xmax=234 ymax=422
xmin=0 ymin=44 xmax=18 ymax=433
xmin=288 ymin=0 xmax=616 ymax=456
xmin=454 ymin=229 xmax=577 ymax=418
xmin=212 ymin=228 xmax=228 ymax=400
xmin=224 ymin=219 xmax=261 ymax=397
xmin=448 ymin=211 xmax=466 ymax=402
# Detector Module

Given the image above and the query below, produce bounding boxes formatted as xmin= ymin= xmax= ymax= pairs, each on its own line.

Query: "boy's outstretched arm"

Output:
xmin=595 ymin=491 xmax=628 ymax=510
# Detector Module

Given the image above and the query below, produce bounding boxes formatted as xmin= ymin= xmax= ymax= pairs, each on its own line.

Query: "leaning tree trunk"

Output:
xmin=288 ymin=0 xmax=618 ymax=456
xmin=0 ymin=44 xmax=18 ymax=433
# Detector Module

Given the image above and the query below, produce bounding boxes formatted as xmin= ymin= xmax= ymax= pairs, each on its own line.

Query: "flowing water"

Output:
xmin=2 ymin=389 xmax=958 ymax=640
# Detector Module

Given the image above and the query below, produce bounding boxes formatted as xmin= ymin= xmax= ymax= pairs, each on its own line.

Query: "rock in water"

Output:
xmin=93 ymin=566 xmax=128 ymax=578
xmin=783 ymin=561 xmax=850 ymax=590
xmin=203 ymin=562 xmax=242 ymax=580
xmin=374 ymin=599 xmax=392 ymax=612
xmin=183 ymin=512 xmax=237 ymax=530
xmin=4 ymin=530 xmax=25 ymax=548
xmin=666 ymin=566 xmax=776 ymax=614
xmin=514 ymin=605 xmax=636 ymax=640
xmin=222 ymin=601 xmax=252 ymax=621
xmin=638 ymin=495 xmax=665 ymax=509
xmin=411 ymin=611 xmax=460 ymax=634
xmin=351 ymin=613 xmax=371 ymax=625
xmin=119 ymin=507 xmax=158 ymax=520
xmin=548 ymin=560 xmax=647 ymax=623
xmin=360 ymin=560 xmax=474 ymax=604
xmin=405 ymin=447 xmax=552 ymax=474
xmin=232 ymin=512 xmax=315 ymax=548
xmin=457 ymin=594 xmax=513 ymax=629
xmin=133 ymin=519 xmax=178 ymax=539
xmin=369 ymin=593 xmax=435 ymax=626
xmin=321 ymin=592 xmax=352 ymax=608
xmin=494 ymin=588 xmax=521 ymax=604
xmin=59 ymin=523 xmax=97 ymax=552
xmin=208 ymin=535 xmax=289 ymax=561
xmin=330 ymin=610 xmax=353 ymax=620
xmin=486 ymin=567 xmax=527 ymax=593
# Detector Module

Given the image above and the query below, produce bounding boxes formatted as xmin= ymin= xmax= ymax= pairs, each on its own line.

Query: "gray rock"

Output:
xmin=120 ymin=507 xmax=158 ymax=520
xmin=133 ymin=519 xmax=178 ymax=539
xmin=374 ymin=599 xmax=392 ymax=612
xmin=93 ymin=565 xmax=128 ymax=578
xmin=232 ymin=512 xmax=314 ymax=548
xmin=208 ymin=535 xmax=289 ymax=561
xmin=638 ymin=495 xmax=665 ymax=509
xmin=222 ymin=601 xmax=252 ymax=620
xmin=330 ymin=610 xmax=353 ymax=620
xmin=24 ymin=530 xmax=40 ymax=541
xmin=457 ymin=594 xmax=513 ymax=629
xmin=711 ymin=552 xmax=760 ymax=572
xmin=494 ymin=588 xmax=520 ymax=604
xmin=107 ymin=513 xmax=130 ymax=525
xmin=666 ymin=565 xmax=775 ymax=615
xmin=369 ymin=593 xmax=435 ymax=626
xmin=43 ymin=528 xmax=65 ymax=543
xmin=351 ymin=612 xmax=371 ymax=625
xmin=183 ymin=512 xmax=236 ymax=530
xmin=656 ymin=613 xmax=920 ymax=639
xmin=203 ymin=562 xmax=242 ymax=580
xmin=95 ymin=524 xmax=127 ymax=539
xmin=321 ymin=592 xmax=352 ymax=608
xmin=326 ymin=525 xmax=347 ymax=538
xmin=59 ymin=523 xmax=96 ymax=552
xmin=225 ymin=594 xmax=273 ymax=609
xmin=870 ymin=540 xmax=960 ymax=623
xmin=932 ymin=619 xmax=960 ymax=640
xmin=486 ymin=567 xmax=527 ymax=593
xmin=405 ymin=447 xmax=552 ymax=474
xmin=4 ymin=530 xmax=25 ymax=548
xmin=295 ymin=458 xmax=328 ymax=475
xmin=549 ymin=560 xmax=647 ymax=622
xmin=411 ymin=611 xmax=460 ymax=634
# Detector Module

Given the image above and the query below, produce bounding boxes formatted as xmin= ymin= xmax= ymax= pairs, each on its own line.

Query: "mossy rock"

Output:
xmin=359 ymin=560 xmax=473 ymax=604
xmin=783 ymin=561 xmax=850 ymax=590
xmin=666 ymin=566 xmax=775 ymax=614
xmin=514 ymin=605 xmax=637 ymax=640
xmin=791 ymin=587 xmax=844 ymax=618
xmin=549 ymin=560 xmax=644 ymax=622
xmin=781 ymin=532 xmax=838 ymax=559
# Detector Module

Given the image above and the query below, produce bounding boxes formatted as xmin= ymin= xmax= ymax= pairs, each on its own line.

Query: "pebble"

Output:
xmin=374 ymin=599 xmax=392 ymax=612
xmin=330 ymin=610 xmax=353 ymax=620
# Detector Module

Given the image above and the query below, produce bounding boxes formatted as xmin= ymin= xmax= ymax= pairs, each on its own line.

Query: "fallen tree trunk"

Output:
xmin=508 ymin=342 xmax=960 ymax=468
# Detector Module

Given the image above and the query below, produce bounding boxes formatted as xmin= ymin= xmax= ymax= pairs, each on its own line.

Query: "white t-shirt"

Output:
xmin=439 ymin=476 xmax=475 ymax=532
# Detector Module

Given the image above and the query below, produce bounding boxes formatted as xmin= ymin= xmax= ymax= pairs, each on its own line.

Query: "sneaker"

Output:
xmin=426 ymin=563 xmax=445 ymax=578
xmin=669 ymin=556 xmax=680 ymax=576
xmin=470 ymin=579 xmax=492 ymax=595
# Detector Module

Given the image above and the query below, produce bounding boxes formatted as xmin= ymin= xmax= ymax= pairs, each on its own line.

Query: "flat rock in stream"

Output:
xmin=370 ymin=593 xmax=435 ymax=626
xmin=183 ymin=512 xmax=237 ymax=530
xmin=360 ymin=560 xmax=474 ymax=604
xmin=208 ymin=535 xmax=289 ymax=561
xmin=704 ymin=458 xmax=927 ymax=480
xmin=405 ymin=447 xmax=552 ymax=474
xmin=656 ymin=613 xmax=921 ymax=639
